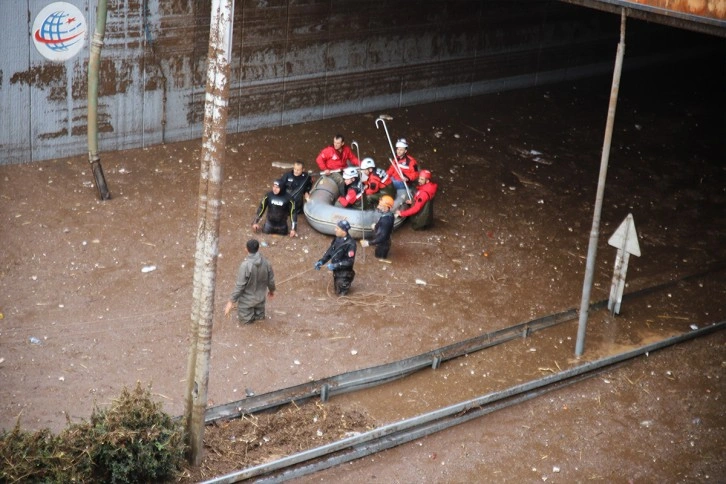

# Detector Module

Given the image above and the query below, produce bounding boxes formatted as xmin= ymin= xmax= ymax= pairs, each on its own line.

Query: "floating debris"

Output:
xmin=141 ymin=265 xmax=157 ymax=273
xmin=415 ymin=279 xmax=427 ymax=286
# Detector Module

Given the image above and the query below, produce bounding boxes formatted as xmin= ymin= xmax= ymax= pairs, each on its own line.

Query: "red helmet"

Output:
xmin=419 ymin=169 xmax=432 ymax=180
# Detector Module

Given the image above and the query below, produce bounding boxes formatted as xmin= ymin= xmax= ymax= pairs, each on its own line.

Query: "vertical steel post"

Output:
xmin=575 ymin=10 xmax=626 ymax=357
xmin=185 ymin=0 xmax=235 ymax=466
xmin=87 ymin=0 xmax=111 ymax=200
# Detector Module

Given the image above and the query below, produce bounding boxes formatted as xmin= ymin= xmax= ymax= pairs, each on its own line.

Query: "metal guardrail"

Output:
xmin=203 ymin=320 xmax=725 ymax=483
xmin=204 ymin=307 xmax=578 ymax=424
xmin=203 ymin=263 xmax=725 ymax=425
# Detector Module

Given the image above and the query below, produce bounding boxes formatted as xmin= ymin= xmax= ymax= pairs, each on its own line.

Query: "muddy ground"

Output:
xmin=1 ymin=59 xmax=725 ymax=482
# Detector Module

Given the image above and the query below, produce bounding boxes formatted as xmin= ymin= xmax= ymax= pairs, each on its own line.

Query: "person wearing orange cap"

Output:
xmin=361 ymin=195 xmax=395 ymax=259
xmin=395 ymin=169 xmax=438 ymax=230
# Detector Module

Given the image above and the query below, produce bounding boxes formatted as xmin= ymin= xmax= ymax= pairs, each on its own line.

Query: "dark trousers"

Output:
xmin=263 ymin=220 xmax=289 ymax=235
xmin=333 ymin=269 xmax=355 ymax=295
xmin=374 ymin=241 xmax=391 ymax=259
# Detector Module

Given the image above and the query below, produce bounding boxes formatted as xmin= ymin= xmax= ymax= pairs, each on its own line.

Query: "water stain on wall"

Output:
xmin=11 ymin=64 xmax=66 ymax=89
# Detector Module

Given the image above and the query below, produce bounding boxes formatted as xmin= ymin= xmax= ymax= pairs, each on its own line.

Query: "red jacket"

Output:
xmin=386 ymin=153 xmax=419 ymax=183
xmin=364 ymin=168 xmax=390 ymax=195
xmin=338 ymin=183 xmax=363 ymax=207
xmin=316 ymin=145 xmax=360 ymax=171
xmin=398 ymin=180 xmax=438 ymax=217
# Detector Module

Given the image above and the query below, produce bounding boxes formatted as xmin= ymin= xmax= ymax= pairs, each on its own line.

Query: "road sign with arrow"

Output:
xmin=607 ymin=213 xmax=641 ymax=314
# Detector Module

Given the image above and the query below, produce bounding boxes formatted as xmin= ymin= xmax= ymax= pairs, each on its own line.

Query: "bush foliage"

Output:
xmin=0 ymin=383 xmax=186 ymax=483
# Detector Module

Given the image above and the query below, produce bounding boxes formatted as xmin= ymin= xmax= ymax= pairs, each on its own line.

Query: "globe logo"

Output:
xmin=32 ymin=2 xmax=86 ymax=62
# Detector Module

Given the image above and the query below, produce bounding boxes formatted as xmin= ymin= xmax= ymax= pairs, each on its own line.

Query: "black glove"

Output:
xmin=314 ymin=261 xmax=323 ymax=270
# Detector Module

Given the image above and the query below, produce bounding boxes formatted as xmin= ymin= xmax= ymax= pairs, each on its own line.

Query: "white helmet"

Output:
xmin=395 ymin=138 xmax=408 ymax=149
xmin=361 ymin=157 xmax=376 ymax=170
xmin=342 ymin=167 xmax=359 ymax=180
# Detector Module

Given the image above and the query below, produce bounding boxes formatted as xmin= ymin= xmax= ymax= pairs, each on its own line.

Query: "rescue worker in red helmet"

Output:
xmin=361 ymin=195 xmax=395 ymax=259
xmin=314 ymin=220 xmax=357 ymax=296
xmin=395 ymin=169 xmax=437 ymax=230
xmin=386 ymin=138 xmax=419 ymax=190
xmin=360 ymin=157 xmax=395 ymax=209
xmin=335 ymin=167 xmax=363 ymax=208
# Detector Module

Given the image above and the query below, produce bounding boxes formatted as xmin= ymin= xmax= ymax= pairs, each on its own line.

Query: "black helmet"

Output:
xmin=337 ymin=220 xmax=351 ymax=232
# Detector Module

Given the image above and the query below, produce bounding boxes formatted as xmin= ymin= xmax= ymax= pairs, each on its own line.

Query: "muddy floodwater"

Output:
xmin=1 ymin=60 xmax=724 ymax=482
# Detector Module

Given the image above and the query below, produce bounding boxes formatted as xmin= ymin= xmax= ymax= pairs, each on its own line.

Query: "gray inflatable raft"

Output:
xmin=303 ymin=176 xmax=408 ymax=239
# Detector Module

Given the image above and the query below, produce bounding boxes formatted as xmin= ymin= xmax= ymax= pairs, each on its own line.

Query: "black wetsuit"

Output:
xmin=254 ymin=191 xmax=296 ymax=235
xmin=319 ymin=234 xmax=357 ymax=295
xmin=278 ymin=170 xmax=313 ymax=215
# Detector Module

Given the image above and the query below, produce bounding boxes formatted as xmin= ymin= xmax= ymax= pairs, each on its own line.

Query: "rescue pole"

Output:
xmin=185 ymin=0 xmax=235 ymax=466
xmin=351 ymin=141 xmax=366 ymax=259
xmin=87 ymin=0 xmax=111 ymax=200
xmin=575 ymin=10 xmax=626 ymax=357
xmin=375 ymin=117 xmax=413 ymax=201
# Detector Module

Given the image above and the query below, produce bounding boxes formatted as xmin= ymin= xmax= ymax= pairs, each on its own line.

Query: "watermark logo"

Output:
xmin=32 ymin=2 xmax=87 ymax=62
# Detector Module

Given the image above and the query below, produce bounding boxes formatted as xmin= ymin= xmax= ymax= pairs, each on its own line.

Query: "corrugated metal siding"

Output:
xmin=0 ymin=0 xmax=716 ymax=165
xmin=1 ymin=3 xmax=33 ymax=162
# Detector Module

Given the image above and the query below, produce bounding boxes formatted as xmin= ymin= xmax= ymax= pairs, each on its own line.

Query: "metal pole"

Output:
xmin=375 ymin=117 xmax=413 ymax=201
xmin=575 ymin=10 xmax=626 ymax=357
xmin=185 ymin=0 xmax=235 ymax=466
xmin=87 ymin=0 xmax=111 ymax=200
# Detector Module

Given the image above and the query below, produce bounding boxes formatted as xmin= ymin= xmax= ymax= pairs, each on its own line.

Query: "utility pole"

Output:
xmin=185 ymin=0 xmax=235 ymax=466
xmin=575 ymin=10 xmax=626 ymax=357
xmin=87 ymin=0 xmax=111 ymax=200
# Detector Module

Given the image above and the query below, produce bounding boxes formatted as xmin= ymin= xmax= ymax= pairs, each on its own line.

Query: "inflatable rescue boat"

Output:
xmin=303 ymin=176 xmax=409 ymax=239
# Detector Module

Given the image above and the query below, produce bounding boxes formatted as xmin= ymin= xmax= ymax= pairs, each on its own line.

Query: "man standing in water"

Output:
xmin=395 ymin=169 xmax=438 ymax=230
xmin=224 ymin=239 xmax=276 ymax=325
xmin=361 ymin=195 xmax=395 ymax=259
xmin=277 ymin=160 xmax=313 ymax=216
xmin=314 ymin=220 xmax=357 ymax=296
xmin=252 ymin=180 xmax=298 ymax=237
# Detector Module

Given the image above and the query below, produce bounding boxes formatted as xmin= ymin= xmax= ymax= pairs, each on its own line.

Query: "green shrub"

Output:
xmin=0 ymin=383 xmax=186 ymax=483
xmin=88 ymin=383 xmax=186 ymax=483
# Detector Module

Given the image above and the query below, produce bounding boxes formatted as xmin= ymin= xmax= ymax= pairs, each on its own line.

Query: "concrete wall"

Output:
xmin=0 ymin=0 xmax=715 ymax=164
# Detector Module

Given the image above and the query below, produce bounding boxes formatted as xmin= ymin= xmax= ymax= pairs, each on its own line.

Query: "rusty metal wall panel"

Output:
xmin=1 ymin=0 xmax=719 ymax=165
xmin=23 ymin=0 xmax=91 ymax=164
xmin=0 ymin=2 xmax=33 ymax=164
